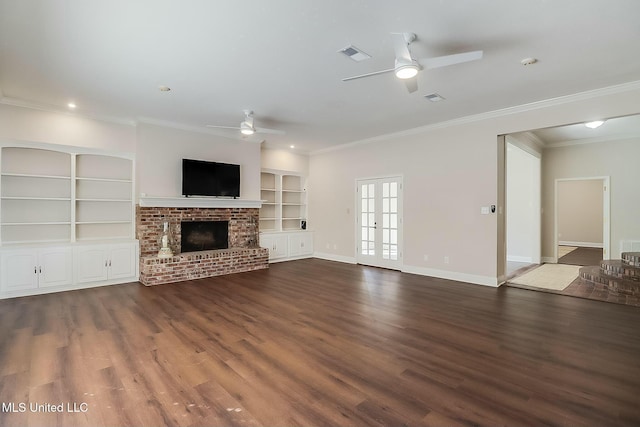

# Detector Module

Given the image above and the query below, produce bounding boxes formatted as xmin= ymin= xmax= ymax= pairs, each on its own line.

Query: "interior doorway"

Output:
xmin=554 ymin=177 xmax=609 ymax=264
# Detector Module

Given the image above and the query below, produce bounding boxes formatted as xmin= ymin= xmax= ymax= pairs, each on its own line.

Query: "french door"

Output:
xmin=356 ymin=177 xmax=403 ymax=270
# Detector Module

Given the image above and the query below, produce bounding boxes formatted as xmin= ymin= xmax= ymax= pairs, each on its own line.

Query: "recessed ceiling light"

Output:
xmin=67 ymin=102 xmax=76 ymax=109
xmin=585 ymin=120 xmax=605 ymax=129
xmin=289 ymin=145 xmax=295 ymax=149
xmin=158 ymin=85 xmax=171 ymax=92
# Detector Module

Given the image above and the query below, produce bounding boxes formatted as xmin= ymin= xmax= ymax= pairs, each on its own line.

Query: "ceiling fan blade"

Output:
xmin=342 ymin=68 xmax=395 ymax=81
xmin=206 ymin=125 xmax=240 ymax=130
xmin=420 ymin=50 xmax=483 ymax=69
xmin=255 ymin=127 xmax=286 ymax=135
xmin=403 ymin=77 xmax=418 ymax=93
xmin=390 ymin=32 xmax=414 ymax=62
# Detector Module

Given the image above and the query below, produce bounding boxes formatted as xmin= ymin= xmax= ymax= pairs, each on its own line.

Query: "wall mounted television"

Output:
xmin=182 ymin=159 xmax=240 ymax=198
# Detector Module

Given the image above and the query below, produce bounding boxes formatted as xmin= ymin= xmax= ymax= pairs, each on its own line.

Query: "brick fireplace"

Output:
xmin=136 ymin=201 xmax=268 ymax=286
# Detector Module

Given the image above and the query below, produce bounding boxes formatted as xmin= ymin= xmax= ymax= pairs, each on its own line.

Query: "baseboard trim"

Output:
xmin=559 ymin=241 xmax=604 ymax=248
xmin=402 ymin=265 xmax=499 ymax=287
xmin=311 ymin=254 xmax=499 ymax=287
xmin=541 ymin=256 xmax=556 ymax=263
xmin=507 ymin=255 xmax=534 ymax=263
xmin=312 ymin=252 xmax=357 ymax=264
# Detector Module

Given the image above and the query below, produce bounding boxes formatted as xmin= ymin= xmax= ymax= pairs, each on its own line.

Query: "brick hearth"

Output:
xmin=136 ymin=205 xmax=268 ymax=285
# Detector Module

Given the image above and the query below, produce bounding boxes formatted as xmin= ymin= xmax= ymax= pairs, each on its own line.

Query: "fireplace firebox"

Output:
xmin=181 ymin=221 xmax=228 ymax=252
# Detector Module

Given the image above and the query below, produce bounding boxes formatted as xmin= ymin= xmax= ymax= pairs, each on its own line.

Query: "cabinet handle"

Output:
xmin=105 ymin=260 xmax=108 ymax=267
xmin=109 ymin=260 xmax=112 ymax=267
xmin=34 ymin=267 xmax=37 ymax=274
xmin=39 ymin=266 xmax=42 ymax=274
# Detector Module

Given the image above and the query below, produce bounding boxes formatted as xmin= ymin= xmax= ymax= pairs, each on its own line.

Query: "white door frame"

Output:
xmin=355 ymin=176 xmax=403 ymax=270
xmin=554 ymin=176 xmax=610 ymax=262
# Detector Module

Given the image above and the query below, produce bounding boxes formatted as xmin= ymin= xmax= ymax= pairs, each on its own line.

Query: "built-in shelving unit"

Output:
xmin=0 ymin=147 xmax=134 ymax=244
xmin=75 ymin=154 xmax=134 ymax=241
xmin=259 ymin=169 xmax=313 ymax=262
xmin=260 ymin=170 xmax=307 ymax=232
xmin=0 ymin=143 xmax=139 ymax=299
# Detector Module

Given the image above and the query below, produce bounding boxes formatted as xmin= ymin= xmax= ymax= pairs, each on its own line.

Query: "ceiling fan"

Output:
xmin=206 ymin=110 xmax=285 ymax=136
xmin=342 ymin=32 xmax=483 ymax=93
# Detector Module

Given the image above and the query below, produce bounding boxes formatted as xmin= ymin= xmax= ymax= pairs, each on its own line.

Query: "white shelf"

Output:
xmin=2 ymin=196 xmax=72 ymax=201
xmin=76 ymin=198 xmax=131 ymax=202
xmin=1 ymin=173 xmax=71 ymax=180
xmin=76 ymin=177 xmax=133 ymax=183
xmin=76 ymin=221 xmax=132 ymax=225
xmin=2 ymin=222 xmax=72 ymax=226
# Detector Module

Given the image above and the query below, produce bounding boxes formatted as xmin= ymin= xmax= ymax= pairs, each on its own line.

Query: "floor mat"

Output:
xmin=510 ymin=264 xmax=581 ymax=291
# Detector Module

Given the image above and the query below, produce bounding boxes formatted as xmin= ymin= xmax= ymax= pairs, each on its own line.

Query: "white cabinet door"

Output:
xmin=1 ymin=247 xmax=73 ymax=291
xmin=108 ymin=244 xmax=137 ymax=280
xmin=75 ymin=245 xmax=109 ymax=283
xmin=37 ymin=247 xmax=73 ymax=288
xmin=260 ymin=234 xmax=288 ymax=260
xmin=1 ymin=249 xmax=38 ymax=291
xmin=288 ymin=232 xmax=313 ymax=257
xmin=75 ymin=243 xmax=137 ymax=284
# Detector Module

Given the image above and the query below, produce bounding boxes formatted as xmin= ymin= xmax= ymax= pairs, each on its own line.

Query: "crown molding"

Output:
xmin=545 ymin=133 xmax=640 ymax=149
xmin=0 ymin=96 xmax=136 ymax=126
xmin=311 ymin=80 xmax=640 ymax=156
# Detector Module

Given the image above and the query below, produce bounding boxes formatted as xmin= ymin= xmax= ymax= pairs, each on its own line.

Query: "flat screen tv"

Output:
xmin=182 ymin=159 xmax=240 ymax=198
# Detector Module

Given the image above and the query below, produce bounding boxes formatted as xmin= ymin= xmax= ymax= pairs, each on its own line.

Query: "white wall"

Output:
xmin=136 ymin=123 xmax=261 ymax=200
xmin=0 ymin=103 xmax=136 ymax=152
xmin=309 ymin=83 xmax=640 ymax=286
xmin=557 ymin=179 xmax=603 ymax=247
xmin=542 ymin=138 xmax=640 ymax=259
xmin=506 ymin=142 xmax=540 ymax=263
xmin=261 ymin=148 xmax=309 ymax=176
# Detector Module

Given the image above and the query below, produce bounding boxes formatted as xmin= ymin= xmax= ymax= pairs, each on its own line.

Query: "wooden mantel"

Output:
xmin=138 ymin=196 xmax=263 ymax=209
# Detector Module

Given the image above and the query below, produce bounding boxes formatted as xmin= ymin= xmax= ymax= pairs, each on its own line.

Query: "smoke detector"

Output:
xmin=520 ymin=57 xmax=538 ymax=66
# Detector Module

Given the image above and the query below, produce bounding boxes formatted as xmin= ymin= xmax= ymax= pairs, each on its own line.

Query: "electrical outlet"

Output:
xmin=424 ymin=254 xmax=429 ymax=262
xmin=444 ymin=256 xmax=450 ymax=264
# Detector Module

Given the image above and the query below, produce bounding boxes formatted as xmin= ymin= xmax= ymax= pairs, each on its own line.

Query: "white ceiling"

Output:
xmin=1 ymin=0 xmax=640 ymax=153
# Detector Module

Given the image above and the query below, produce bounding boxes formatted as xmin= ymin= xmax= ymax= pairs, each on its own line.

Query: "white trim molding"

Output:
xmin=402 ymin=265 xmax=499 ymax=287
xmin=139 ymin=197 xmax=263 ymax=209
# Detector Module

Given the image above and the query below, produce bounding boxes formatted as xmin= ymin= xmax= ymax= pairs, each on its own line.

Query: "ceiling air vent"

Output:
xmin=424 ymin=93 xmax=445 ymax=102
xmin=338 ymin=45 xmax=371 ymax=62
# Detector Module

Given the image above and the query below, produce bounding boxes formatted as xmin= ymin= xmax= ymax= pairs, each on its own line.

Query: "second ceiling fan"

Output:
xmin=342 ymin=32 xmax=483 ymax=93
xmin=207 ymin=110 xmax=285 ymax=136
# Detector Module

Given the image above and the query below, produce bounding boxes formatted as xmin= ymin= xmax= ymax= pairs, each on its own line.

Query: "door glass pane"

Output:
xmin=362 ymin=184 xmax=368 ymax=198
xmin=390 ymin=182 xmax=397 ymax=197
xmin=383 ymin=182 xmax=389 ymax=197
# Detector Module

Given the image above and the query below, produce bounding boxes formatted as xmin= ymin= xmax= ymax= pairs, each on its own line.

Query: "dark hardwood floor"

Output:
xmin=1 ymin=258 xmax=639 ymax=426
xmin=558 ymin=247 xmax=603 ymax=266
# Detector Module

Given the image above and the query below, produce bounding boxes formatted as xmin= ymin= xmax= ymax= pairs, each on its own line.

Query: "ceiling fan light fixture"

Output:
xmin=394 ymin=62 xmax=419 ymax=79
xmin=240 ymin=121 xmax=255 ymax=135
xmin=585 ymin=120 xmax=605 ymax=129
